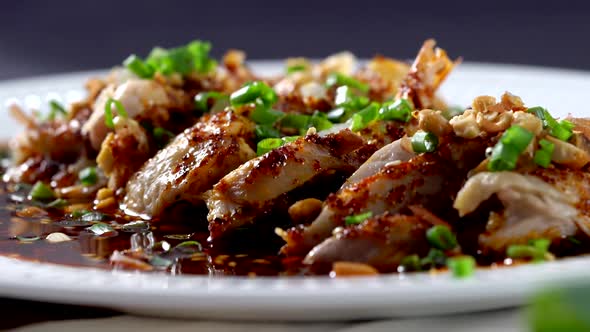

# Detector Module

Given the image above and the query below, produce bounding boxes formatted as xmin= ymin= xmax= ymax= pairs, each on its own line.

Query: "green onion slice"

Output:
xmin=230 ymin=81 xmax=277 ymax=108
xmin=16 ymin=235 xmax=41 ymax=242
xmin=447 ymin=255 xmax=476 ymax=278
xmin=487 ymin=125 xmax=534 ymax=172
xmin=507 ymin=239 xmax=551 ymax=261
xmin=528 ymin=106 xmax=573 ymax=142
xmin=399 ymin=254 xmax=422 ymax=272
xmin=48 ymin=100 xmax=67 ymax=121
xmin=255 ymin=124 xmax=281 ymax=140
xmin=350 ymin=102 xmax=380 ymax=132
xmin=426 ymin=225 xmax=458 ymax=250
xmin=309 ymin=111 xmax=333 ymax=131
xmin=534 ymin=138 xmax=555 ymax=168
xmin=124 ymin=54 xmax=155 ymax=78
xmin=79 ymin=167 xmax=98 ymax=186
xmin=256 ymin=138 xmax=284 ymax=155
xmin=420 ymin=248 xmax=447 ymax=268
xmin=411 ymin=131 xmax=439 ymax=153
xmin=256 ymin=137 xmax=300 ymax=156
xmin=194 ymin=91 xmax=227 ymax=112
xmin=29 ymin=181 xmax=55 ymax=201
xmin=286 ymin=64 xmax=307 ymax=74
xmin=378 ymin=99 xmax=413 ymax=122
xmin=326 ymin=73 xmax=369 ymax=93
xmin=104 ymin=98 xmax=128 ymax=129
xmin=344 ymin=211 xmax=373 ymax=225
xmin=249 ymin=101 xmax=283 ymax=125
xmin=87 ymin=222 xmax=115 ymax=236
xmin=174 ymin=240 xmax=203 ymax=254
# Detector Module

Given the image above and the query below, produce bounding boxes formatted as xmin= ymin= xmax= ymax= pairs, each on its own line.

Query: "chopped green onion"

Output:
xmin=286 ymin=64 xmax=307 ymax=74
xmin=309 ymin=111 xmax=333 ymax=131
xmin=256 ymin=138 xmax=284 ymax=156
xmin=528 ymin=106 xmax=573 ymax=142
xmin=326 ymin=73 xmax=369 ymax=93
xmin=344 ymin=211 xmax=373 ymax=226
xmin=399 ymin=254 xmax=422 ymax=272
xmin=426 ymin=225 xmax=458 ymax=250
xmin=334 ymin=86 xmax=370 ymax=110
xmin=124 ymin=54 xmax=155 ymax=78
xmin=350 ymin=102 xmax=380 ymax=132
xmin=78 ymin=167 xmax=98 ymax=186
xmin=255 ymin=136 xmax=300 ymax=155
xmin=121 ymin=221 xmax=150 ymax=232
xmin=48 ymin=100 xmax=67 ymax=121
xmin=529 ymin=284 xmax=590 ymax=332
xmin=174 ymin=240 xmax=203 ymax=254
xmin=250 ymin=102 xmax=284 ymax=125
xmin=503 ymin=125 xmax=534 ymax=151
xmin=447 ymin=255 xmax=476 ymax=278
xmin=230 ymin=81 xmax=277 ymax=108
xmin=130 ymin=40 xmax=216 ymax=78
xmin=29 ymin=181 xmax=55 ymax=201
xmin=534 ymin=139 xmax=555 ymax=168
xmin=194 ymin=91 xmax=227 ymax=112
xmin=186 ymin=40 xmax=217 ymax=74
xmin=71 ymin=209 xmax=92 ymax=218
xmin=530 ymin=238 xmax=551 ymax=252
xmin=16 ymin=235 xmax=41 ymax=243
xmin=411 ymin=131 xmax=439 ymax=153
xmin=87 ymin=222 xmax=115 ymax=236
xmin=45 ymin=198 xmax=68 ymax=209
xmin=487 ymin=125 xmax=534 ymax=172
xmin=255 ymin=124 xmax=281 ymax=140
xmin=80 ymin=211 xmax=110 ymax=222
xmin=420 ymin=248 xmax=447 ymax=268
xmin=104 ymin=98 xmax=128 ymax=129
xmin=378 ymin=99 xmax=413 ymax=122
xmin=281 ymin=113 xmax=310 ymax=129
xmin=507 ymin=240 xmax=551 ymax=261
xmin=164 ymin=234 xmax=194 ymax=240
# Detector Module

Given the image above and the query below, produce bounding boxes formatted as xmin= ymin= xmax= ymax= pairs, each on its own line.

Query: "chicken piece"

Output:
xmin=96 ymin=117 xmax=151 ymax=190
xmin=8 ymin=105 xmax=84 ymax=165
xmin=398 ymin=39 xmax=458 ymax=109
xmin=82 ymin=79 xmax=183 ymax=151
xmin=454 ymin=170 xmax=590 ymax=254
xmin=123 ymin=111 xmax=256 ymax=219
xmin=206 ymin=129 xmax=365 ymax=239
xmin=304 ymin=213 xmax=430 ymax=271
xmin=281 ymin=136 xmax=488 ymax=255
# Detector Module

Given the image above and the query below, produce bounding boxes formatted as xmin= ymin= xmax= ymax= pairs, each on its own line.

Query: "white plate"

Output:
xmin=0 ymin=62 xmax=589 ymax=321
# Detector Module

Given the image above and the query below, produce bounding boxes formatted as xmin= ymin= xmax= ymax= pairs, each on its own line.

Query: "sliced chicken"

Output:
xmin=123 ymin=111 xmax=256 ymax=219
xmin=398 ymin=39 xmax=458 ymax=110
xmin=206 ymin=129 xmax=365 ymax=239
xmin=304 ymin=213 xmax=430 ymax=271
xmin=96 ymin=117 xmax=151 ymax=190
xmin=455 ymin=170 xmax=590 ymax=254
xmin=281 ymin=136 xmax=488 ymax=255
xmin=82 ymin=79 xmax=185 ymax=151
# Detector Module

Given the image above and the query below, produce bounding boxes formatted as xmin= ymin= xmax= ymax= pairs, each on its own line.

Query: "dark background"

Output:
xmin=1 ymin=0 xmax=589 ymax=80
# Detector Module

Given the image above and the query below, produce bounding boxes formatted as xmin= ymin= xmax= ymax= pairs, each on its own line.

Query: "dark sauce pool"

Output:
xmin=0 ymin=182 xmax=307 ymax=276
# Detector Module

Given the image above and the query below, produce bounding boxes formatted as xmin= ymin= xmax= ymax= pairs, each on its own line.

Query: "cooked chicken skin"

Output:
xmin=206 ymin=129 xmax=365 ymax=239
xmin=123 ymin=111 xmax=256 ymax=219
xmin=304 ymin=213 xmax=431 ymax=271
xmin=82 ymin=79 xmax=185 ymax=151
xmin=456 ymin=170 xmax=590 ymax=254
xmin=398 ymin=39 xmax=458 ymax=110
xmin=281 ymin=136 xmax=488 ymax=255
